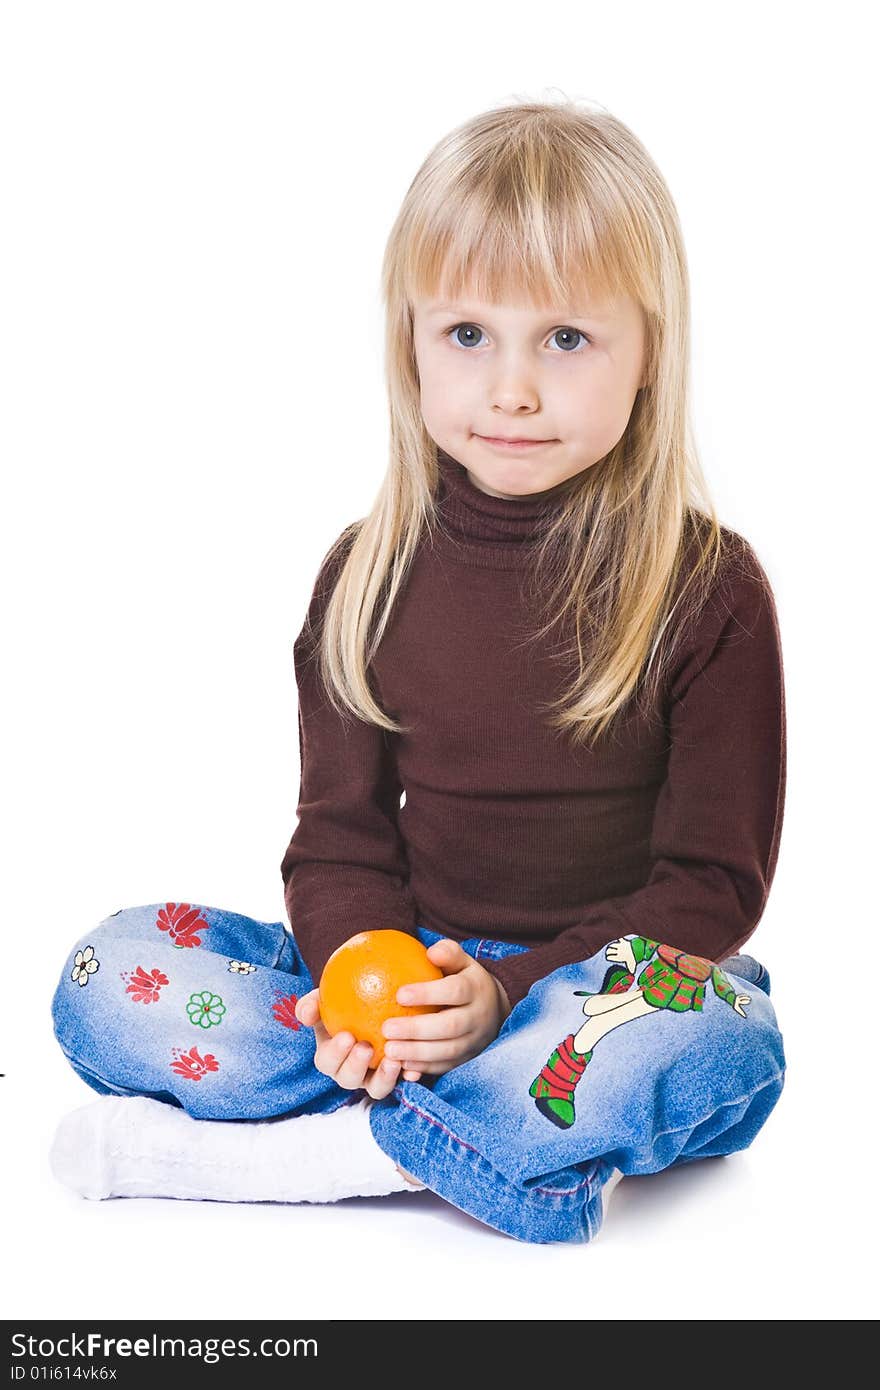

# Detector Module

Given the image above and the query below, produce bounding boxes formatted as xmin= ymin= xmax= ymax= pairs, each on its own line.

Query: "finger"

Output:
xmin=400 ymin=1058 xmax=451 ymax=1077
xmin=383 ymin=1006 xmax=472 ymax=1044
xmin=365 ymin=1057 xmax=403 ymax=1101
xmin=334 ymin=1039 xmax=375 ymax=1091
xmin=382 ymin=1038 xmax=466 ymax=1065
xmin=318 ymin=1028 xmax=362 ymax=1075
xmin=396 ymin=972 xmax=471 ymax=1010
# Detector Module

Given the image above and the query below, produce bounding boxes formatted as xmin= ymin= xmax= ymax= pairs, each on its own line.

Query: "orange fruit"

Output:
xmin=318 ymin=929 xmax=444 ymax=1071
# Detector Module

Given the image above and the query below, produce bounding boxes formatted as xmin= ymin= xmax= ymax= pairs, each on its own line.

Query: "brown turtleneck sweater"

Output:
xmin=280 ymin=451 xmax=786 ymax=1009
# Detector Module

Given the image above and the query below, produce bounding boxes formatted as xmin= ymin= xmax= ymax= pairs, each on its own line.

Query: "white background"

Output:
xmin=2 ymin=0 xmax=876 ymax=1322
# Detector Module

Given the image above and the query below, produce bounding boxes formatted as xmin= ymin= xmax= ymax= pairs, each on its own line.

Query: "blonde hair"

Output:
xmin=304 ymin=95 xmax=739 ymax=750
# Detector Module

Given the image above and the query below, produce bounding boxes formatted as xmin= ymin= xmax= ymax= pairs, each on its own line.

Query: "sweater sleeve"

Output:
xmin=482 ymin=541 xmax=787 ymax=1010
xmin=279 ymin=530 xmax=419 ymax=986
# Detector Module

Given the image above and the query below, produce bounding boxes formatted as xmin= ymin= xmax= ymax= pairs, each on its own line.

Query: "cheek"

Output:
xmin=570 ymin=375 xmax=635 ymax=438
xmin=419 ymin=361 xmax=468 ymax=421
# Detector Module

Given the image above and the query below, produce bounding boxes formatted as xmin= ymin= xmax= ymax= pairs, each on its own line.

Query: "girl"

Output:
xmin=50 ymin=97 xmax=786 ymax=1245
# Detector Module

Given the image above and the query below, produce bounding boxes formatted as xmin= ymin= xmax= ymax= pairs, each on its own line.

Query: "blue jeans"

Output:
xmin=50 ymin=901 xmax=784 ymax=1244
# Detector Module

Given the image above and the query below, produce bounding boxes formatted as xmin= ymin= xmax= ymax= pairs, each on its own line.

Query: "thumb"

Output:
xmin=295 ymin=989 xmax=320 ymax=1025
xmin=427 ymin=938 xmax=469 ymax=973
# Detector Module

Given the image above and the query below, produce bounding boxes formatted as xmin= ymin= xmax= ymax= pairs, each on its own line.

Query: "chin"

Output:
xmin=496 ymin=477 xmax=552 ymax=496
xmin=481 ymin=461 xmax=558 ymax=489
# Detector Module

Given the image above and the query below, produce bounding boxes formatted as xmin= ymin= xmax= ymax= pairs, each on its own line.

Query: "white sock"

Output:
xmin=49 ymin=1094 xmax=426 ymax=1203
xmin=601 ymin=1167 xmax=624 ymax=1222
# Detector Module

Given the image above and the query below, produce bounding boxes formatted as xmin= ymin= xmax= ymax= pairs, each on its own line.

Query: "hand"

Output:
xmin=294 ymin=990 xmax=424 ymax=1099
xmin=733 ymin=992 xmax=751 ymax=1019
xmin=380 ymin=938 xmax=512 ymax=1078
xmin=605 ymin=937 xmax=637 ymax=974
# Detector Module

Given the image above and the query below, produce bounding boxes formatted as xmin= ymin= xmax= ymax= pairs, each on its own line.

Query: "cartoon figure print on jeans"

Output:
xmin=528 ymin=936 xmax=752 ymax=1130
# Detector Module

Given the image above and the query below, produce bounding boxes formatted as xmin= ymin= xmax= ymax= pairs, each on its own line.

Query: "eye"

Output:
xmin=443 ymin=323 xmax=591 ymax=352
xmin=446 ymin=323 xmax=487 ymax=349
xmin=548 ymin=327 xmax=591 ymax=353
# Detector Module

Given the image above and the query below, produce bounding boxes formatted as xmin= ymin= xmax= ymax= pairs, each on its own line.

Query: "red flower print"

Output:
xmin=121 ymin=965 xmax=170 ymax=1003
xmin=156 ymin=902 xmax=211 ymax=949
xmin=272 ymin=992 xmax=302 ymax=1031
xmin=170 ymin=1044 xmax=220 ymax=1081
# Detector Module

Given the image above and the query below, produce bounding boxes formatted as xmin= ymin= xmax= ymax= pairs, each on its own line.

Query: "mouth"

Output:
xmin=475 ymin=434 xmax=557 ymax=451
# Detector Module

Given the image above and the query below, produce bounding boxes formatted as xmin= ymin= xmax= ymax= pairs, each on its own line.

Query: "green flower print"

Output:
xmin=186 ymin=990 xmax=226 ymax=1029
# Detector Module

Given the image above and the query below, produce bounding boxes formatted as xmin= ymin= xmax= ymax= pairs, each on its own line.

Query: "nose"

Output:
xmin=489 ymin=361 xmax=541 ymax=415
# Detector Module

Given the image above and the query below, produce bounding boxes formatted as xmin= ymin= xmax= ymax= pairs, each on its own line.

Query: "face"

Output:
xmin=412 ymin=289 xmax=648 ymax=499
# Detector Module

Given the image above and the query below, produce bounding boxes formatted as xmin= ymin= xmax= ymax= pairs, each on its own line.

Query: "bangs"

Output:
xmin=402 ymin=160 xmax=647 ymax=315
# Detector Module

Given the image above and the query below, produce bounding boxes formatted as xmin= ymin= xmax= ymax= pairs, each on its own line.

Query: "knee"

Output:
xmin=52 ymin=929 xmax=105 ymax=1049
xmin=50 ymin=907 xmax=143 ymax=1046
xmin=53 ymin=902 xmax=177 ymax=994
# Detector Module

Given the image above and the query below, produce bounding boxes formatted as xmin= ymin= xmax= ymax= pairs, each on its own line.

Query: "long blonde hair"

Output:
xmin=304 ymin=96 xmax=739 ymax=750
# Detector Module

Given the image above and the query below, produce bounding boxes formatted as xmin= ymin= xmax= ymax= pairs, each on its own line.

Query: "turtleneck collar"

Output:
xmin=432 ymin=448 xmax=572 ymax=569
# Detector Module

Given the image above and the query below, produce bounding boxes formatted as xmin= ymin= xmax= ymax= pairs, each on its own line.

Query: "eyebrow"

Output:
xmin=423 ymin=302 xmax=612 ymax=322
